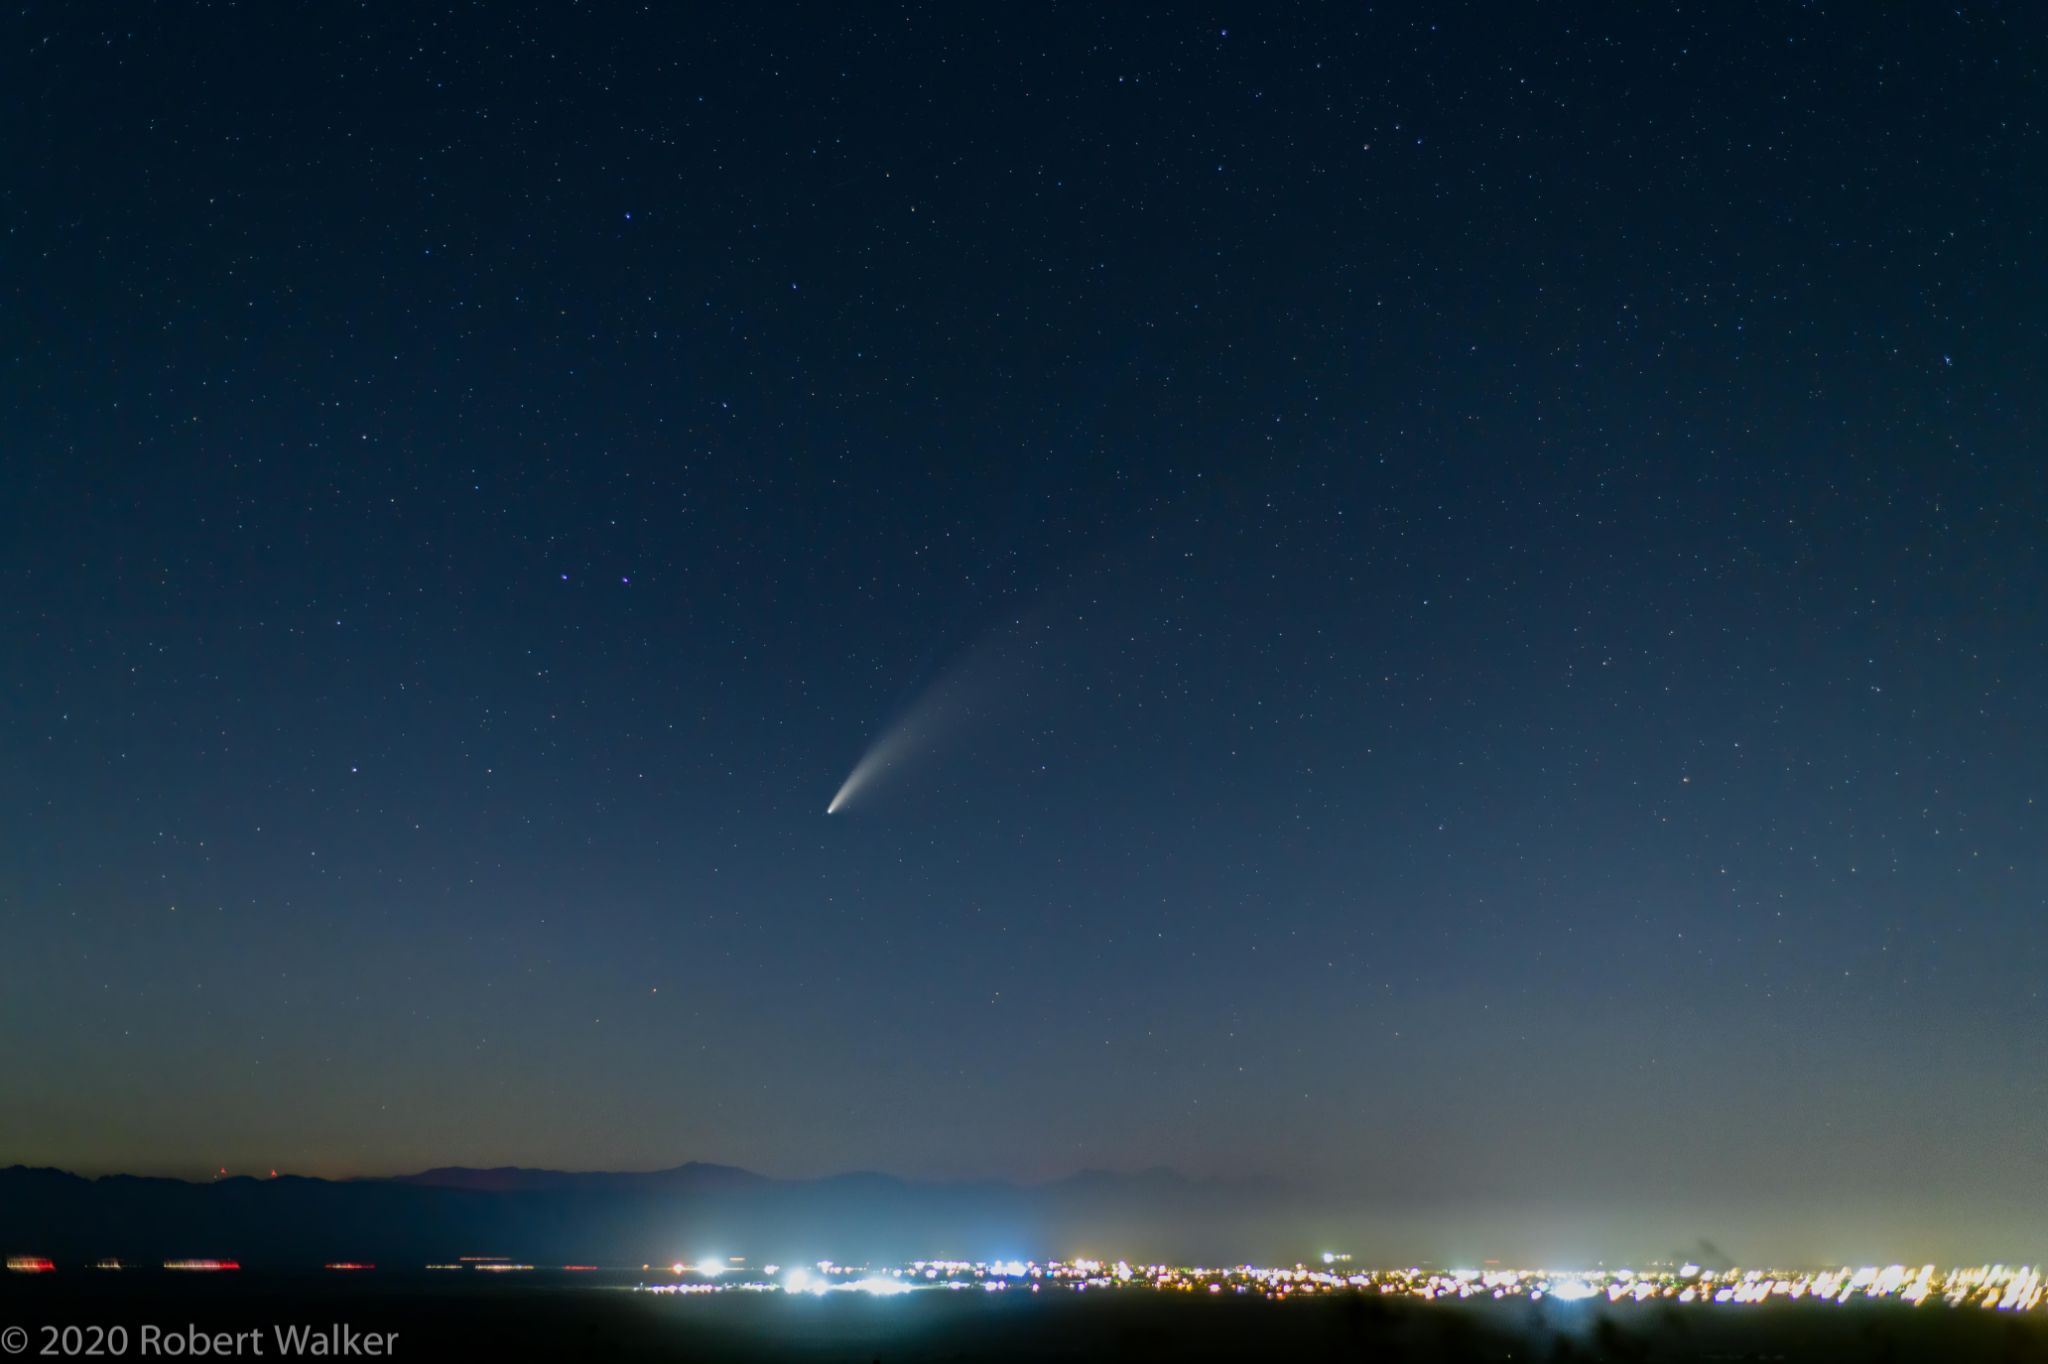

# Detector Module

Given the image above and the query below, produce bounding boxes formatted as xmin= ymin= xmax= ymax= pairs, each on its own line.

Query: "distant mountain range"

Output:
xmin=0 ymin=1163 xmax=1312 ymax=1268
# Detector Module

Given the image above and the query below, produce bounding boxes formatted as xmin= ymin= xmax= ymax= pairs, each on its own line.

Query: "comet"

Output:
xmin=826 ymin=732 xmax=908 ymax=814
xmin=826 ymin=613 xmax=1042 ymax=814
xmin=825 ymin=676 xmax=983 ymax=814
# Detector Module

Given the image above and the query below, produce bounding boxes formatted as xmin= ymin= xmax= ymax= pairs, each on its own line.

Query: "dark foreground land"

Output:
xmin=5 ymin=1274 xmax=2046 ymax=1363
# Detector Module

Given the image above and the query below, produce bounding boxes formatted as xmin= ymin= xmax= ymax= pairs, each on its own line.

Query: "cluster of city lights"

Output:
xmin=631 ymin=1257 xmax=2046 ymax=1312
xmin=9 ymin=1251 xmax=2040 ymax=1311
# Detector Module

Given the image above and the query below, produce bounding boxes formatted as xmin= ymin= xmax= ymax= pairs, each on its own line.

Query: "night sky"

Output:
xmin=5 ymin=4 xmax=2045 ymax=1261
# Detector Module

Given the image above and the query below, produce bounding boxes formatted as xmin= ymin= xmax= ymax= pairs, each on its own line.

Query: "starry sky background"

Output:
xmin=4 ymin=3 xmax=2045 ymax=1261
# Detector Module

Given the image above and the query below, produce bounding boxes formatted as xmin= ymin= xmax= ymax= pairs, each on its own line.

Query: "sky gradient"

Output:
xmin=4 ymin=3 xmax=2045 ymax=1262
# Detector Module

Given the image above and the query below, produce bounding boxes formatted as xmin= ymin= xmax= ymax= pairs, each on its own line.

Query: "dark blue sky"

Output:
xmin=4 ymin=2 xmax=2044 ymax=1260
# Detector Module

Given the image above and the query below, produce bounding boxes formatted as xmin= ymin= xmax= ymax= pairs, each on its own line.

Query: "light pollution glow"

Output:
xmin=631 ymin=1258 xmax=2048 ymax=1311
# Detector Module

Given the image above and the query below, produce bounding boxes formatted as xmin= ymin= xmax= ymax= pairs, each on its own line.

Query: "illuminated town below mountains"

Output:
xmin=17 ymin=1254 xmax=2039 ymax=1313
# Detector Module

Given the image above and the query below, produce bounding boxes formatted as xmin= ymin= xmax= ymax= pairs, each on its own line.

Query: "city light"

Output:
xmin=618 ymin=1257 xmax=2048 ymax=1313
xmin=849 ymin=1275 xmax=913 ymax=1296
xmin=12 ymin=1247 xmax=2034 ymax=1315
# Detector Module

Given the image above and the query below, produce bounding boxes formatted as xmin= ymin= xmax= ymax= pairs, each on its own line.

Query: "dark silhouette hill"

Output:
xmin=0 ymin=1163 xmax=1304 ymax=1268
